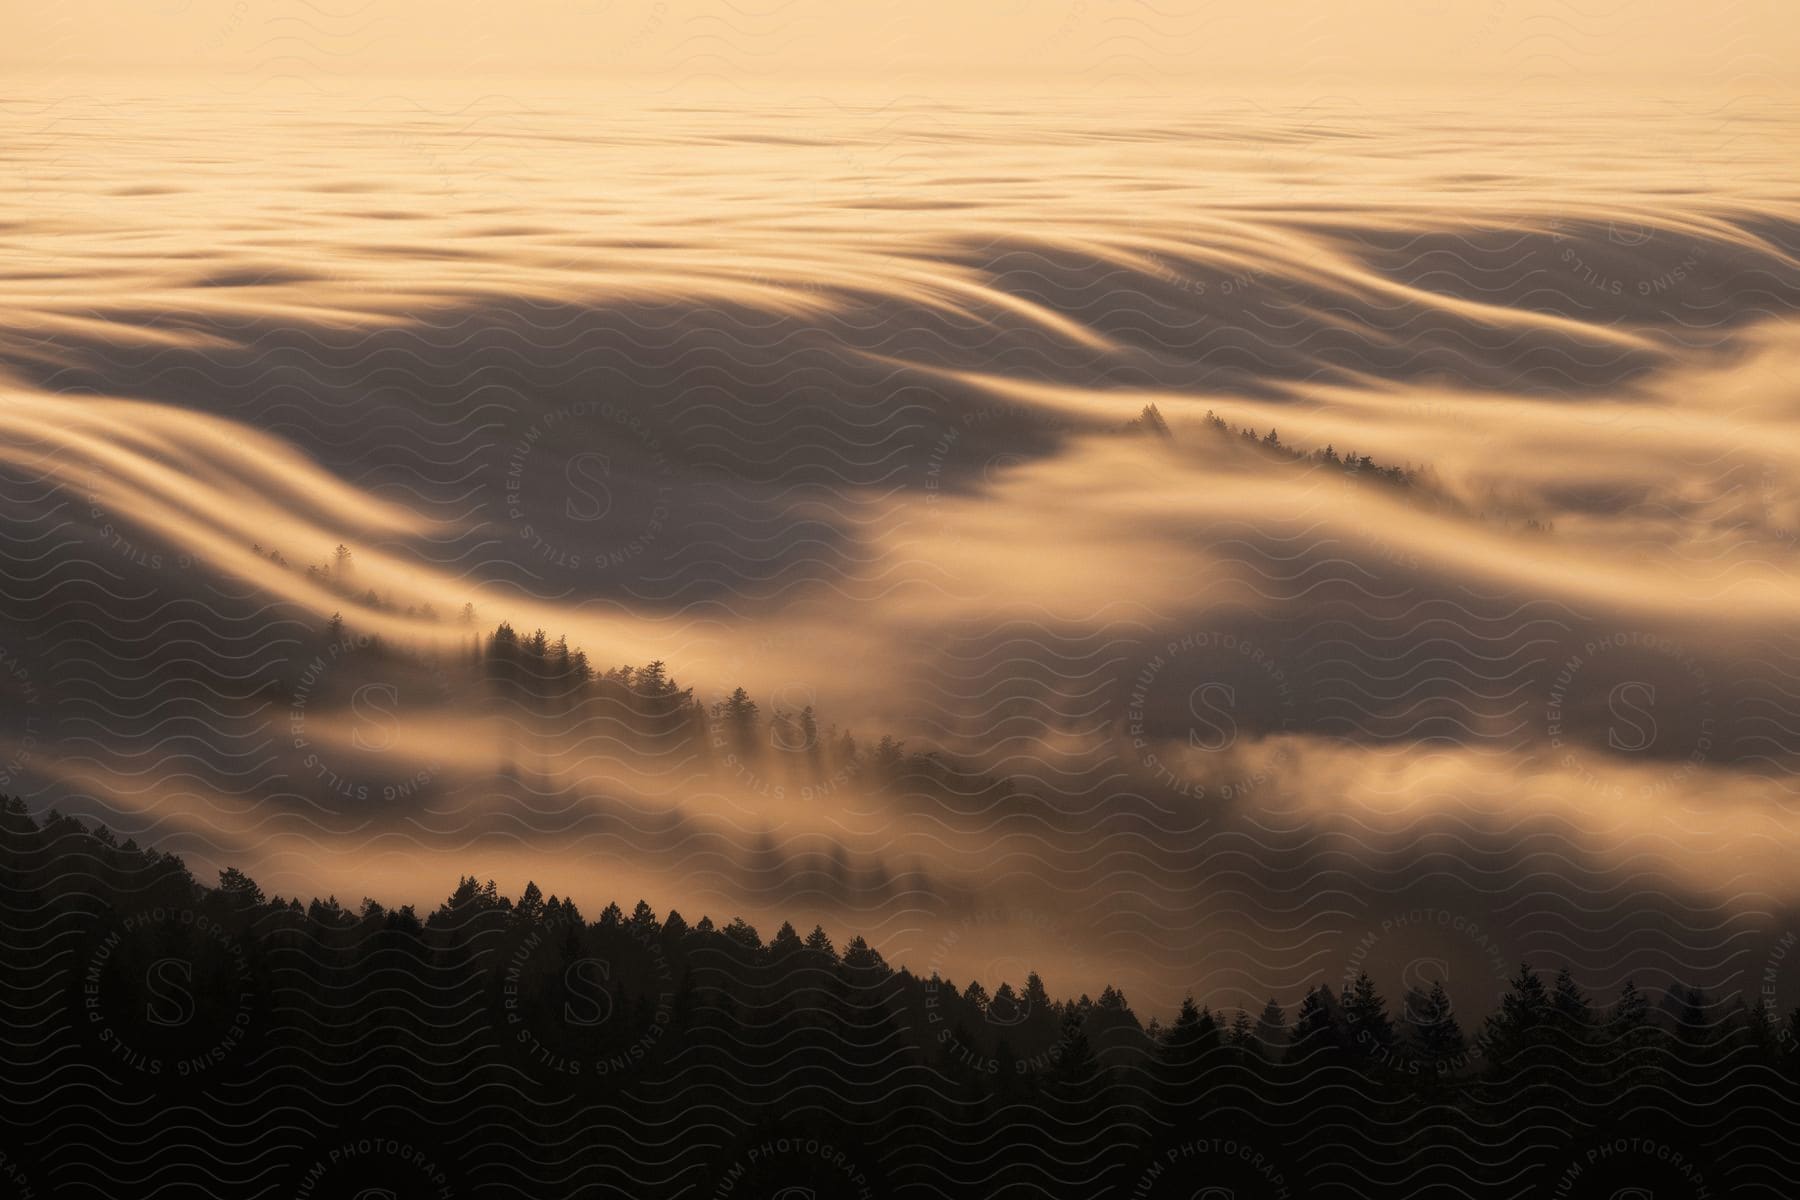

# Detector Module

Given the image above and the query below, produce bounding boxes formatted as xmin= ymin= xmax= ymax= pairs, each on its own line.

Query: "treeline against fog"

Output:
xmin=3 ymin=800 xmax=1797 ymax=1197
xmin=283 ymin=611 xmax=1002 ymax=815
xmin=1124 ymin=406 xmax=1553 ymax=531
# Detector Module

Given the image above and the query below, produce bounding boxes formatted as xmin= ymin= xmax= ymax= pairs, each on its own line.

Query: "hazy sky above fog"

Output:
xmin=13 ymin=0 xmax=1799 ymax=88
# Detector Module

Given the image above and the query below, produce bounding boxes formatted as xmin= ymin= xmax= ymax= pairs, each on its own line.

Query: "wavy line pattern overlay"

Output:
xmin=5 ymin=5 xmax=1800 ymax=1196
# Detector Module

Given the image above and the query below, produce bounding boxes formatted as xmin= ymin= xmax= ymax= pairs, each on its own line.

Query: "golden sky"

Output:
xmin=12 ymin=0 xmax=1799 ymax=89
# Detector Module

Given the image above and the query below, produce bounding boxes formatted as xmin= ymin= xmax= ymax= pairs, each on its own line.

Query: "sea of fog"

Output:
xmin=3 ymin=85 xmax=1800 ymax=1014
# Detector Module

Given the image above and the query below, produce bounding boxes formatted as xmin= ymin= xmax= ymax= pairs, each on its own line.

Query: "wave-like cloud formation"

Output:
xmin=3 ymin=86 xmax=1800 ymax=1020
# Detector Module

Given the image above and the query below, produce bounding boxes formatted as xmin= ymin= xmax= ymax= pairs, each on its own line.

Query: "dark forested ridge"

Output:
xmin=3 ymin=799 xmax=1797 ymax=1199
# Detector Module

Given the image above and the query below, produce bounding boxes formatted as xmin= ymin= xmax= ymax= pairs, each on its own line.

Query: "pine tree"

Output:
xmin=1549 ymin=966 xmax=1595 ymax=1088
xmin=714 ymin=687 xmax=760 ymax=757
xmin=804 ymin=924 xmax=836 ymax=960
xmin=514 ymin=881 xmax=545 ymax=922
xmin=1159 ymin=995 xmax=1217 ymax=1085
xmin=637 ymin=660 xmax=670 ymax=695
xmin=842 ymin=936 xmax=887 ymax=972
xmin=1021 ymin=972 xmax=1052 ymax=1019
xmin=769 ymin=921 xmax=803 ymax=959
xmin=988 ymin=982 xmax=1023 ymax=1026
xmin=1254 ymin=997 xmax=1287 ymax=1059
xmin=1410 ymin=981 xmax=1465 ymax=1062
xmin=1053 ymin=1009 xmax=1097 ymax=1087
xmin=1481 ymin=963 xmax=1551 ymax=1081
xmin=1550 ymin=967 xmax=1591 ymax=1033
xmin=1289 ymin=985 xmax=1344 ymax=1062
xmin=1343 ymin=970 xmax=1395 ymax=1064
xmin=217 ymin=866 xmax=265 ymax=908
xmin=1403 ymin=980 xmax=1467 ymax=1095
xmin=723 ymin=917 xmax=762 ymax=950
